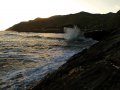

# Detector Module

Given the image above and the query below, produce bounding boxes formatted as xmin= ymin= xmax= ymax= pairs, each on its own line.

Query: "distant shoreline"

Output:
xmin=6 ymin=11 xmax=119 ymax=33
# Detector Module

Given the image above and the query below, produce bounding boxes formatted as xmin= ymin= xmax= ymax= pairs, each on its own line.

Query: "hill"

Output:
xmin=6 ymin=11 xmax=115 ymax=33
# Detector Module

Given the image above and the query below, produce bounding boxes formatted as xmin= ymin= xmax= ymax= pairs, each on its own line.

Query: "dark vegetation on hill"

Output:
xmin=28 ymin=10 xmax=120 ymax=90
xmin=6 ymin=11 xmax=118 ymax=33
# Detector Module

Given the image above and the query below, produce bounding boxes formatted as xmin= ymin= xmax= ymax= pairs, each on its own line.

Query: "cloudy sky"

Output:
xmin=0 ymin=0 xmax=120 ymax=31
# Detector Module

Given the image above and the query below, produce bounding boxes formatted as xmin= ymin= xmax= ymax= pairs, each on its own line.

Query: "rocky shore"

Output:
xmin=29 ymin=28 xmax=120 ymax=90
xmin=4 ymin=10 xmax=119 ymax=90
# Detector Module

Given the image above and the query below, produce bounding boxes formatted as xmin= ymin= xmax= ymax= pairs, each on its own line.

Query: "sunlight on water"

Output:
xmin=0 ymin=31 xmax=97 ymax=89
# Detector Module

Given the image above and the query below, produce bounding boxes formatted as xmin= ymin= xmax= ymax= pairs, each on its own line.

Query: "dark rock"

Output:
xmin=84 ymin=30 xmax=110 ymax=41
xmin=29 ymin=28 xmax=120 ymax=90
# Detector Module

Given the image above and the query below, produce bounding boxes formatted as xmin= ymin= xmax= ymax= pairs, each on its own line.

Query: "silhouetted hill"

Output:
xmin=6 ymin=11 xmax=116 ymax=33
xmin=108 ymin=10 xmax=120 ymax=30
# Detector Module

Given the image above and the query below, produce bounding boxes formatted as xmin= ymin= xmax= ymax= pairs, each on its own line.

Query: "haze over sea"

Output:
xmin=0 ymin=29 xmax=96 ymax=89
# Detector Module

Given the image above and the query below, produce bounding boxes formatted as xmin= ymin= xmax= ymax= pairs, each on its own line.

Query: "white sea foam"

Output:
xmin=64 ymin=25 xmax=84 ymax=41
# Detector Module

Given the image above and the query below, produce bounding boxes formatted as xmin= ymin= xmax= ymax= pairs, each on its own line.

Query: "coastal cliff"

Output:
xmin=29 ymin=11 xmax=120 ymax=90
xmin=30 ymin=28 xmax=120 ymax=90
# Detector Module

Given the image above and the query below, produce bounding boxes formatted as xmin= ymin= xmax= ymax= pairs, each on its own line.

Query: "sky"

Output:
xmin=0 ymin=0 xmax=120 ymax=31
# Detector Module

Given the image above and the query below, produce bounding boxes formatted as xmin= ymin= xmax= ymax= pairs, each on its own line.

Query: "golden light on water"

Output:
xmin=0 ymin=0 xmax=120 ymax=31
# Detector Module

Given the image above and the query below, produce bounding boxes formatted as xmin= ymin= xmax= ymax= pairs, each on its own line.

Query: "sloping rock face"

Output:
xmin=30 ymin=28 xmax=120 ymax=90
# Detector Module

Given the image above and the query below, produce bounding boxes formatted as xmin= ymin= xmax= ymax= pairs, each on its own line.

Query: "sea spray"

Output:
xmin=64 ymin=25 xmax=84 ymax=41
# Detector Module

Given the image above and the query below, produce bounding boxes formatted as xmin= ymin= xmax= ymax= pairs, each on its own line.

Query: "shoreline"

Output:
xmin=30 ymin=28 xmax=120 ymax=90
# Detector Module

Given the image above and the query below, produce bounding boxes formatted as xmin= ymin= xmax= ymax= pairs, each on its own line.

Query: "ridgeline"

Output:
xmin=6 ymin=11 xmax=119 ymax=33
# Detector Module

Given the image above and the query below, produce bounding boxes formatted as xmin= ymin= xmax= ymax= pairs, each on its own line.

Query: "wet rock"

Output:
xmin=29 ymin=28 xmax=120 ymax=90
xmin=84 ymin=30 xmax=110 ymax=41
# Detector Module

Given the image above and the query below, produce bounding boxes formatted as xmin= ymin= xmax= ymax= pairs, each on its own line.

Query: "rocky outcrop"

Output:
xmin=84 ymin=30 xmax=110 ymax=41
xmin=30 ymin=28 xmax=120 ymax=90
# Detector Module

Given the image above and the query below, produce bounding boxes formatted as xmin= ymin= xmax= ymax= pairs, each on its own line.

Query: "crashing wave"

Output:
xmin=64 ymin=25 xmax=84 ymax=41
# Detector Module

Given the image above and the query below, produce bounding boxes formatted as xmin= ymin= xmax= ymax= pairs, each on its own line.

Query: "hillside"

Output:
xmin=30 ymin=29 xmax=120 ymax=90
xmin=30 ymin=11 xmax=120 ymax=90
xmin=6 ymin=11 xmax=115 ymax=33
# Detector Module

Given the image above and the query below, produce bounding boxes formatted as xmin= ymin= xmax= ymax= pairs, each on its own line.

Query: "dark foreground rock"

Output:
xmin=29 ymin=28 xmax=120 ymax=90
xmin=84 ymin=30 xmax=110 ymax=41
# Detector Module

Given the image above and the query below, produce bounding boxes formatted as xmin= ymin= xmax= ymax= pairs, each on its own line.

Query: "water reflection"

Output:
xmin=0 ymin=31 xmax=96 ymax=89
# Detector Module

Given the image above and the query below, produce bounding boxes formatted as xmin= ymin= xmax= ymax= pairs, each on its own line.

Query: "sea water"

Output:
xmin=0 ymin=31 xmax=96 ymax=90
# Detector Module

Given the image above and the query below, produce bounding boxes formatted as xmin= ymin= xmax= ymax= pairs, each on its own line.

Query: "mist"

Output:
xmin=64 ymin=25 xmax=83 ymax=41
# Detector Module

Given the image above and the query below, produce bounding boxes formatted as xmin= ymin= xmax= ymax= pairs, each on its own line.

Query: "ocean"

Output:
xmin=0 ymin=31 xmax=96 ymax=90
